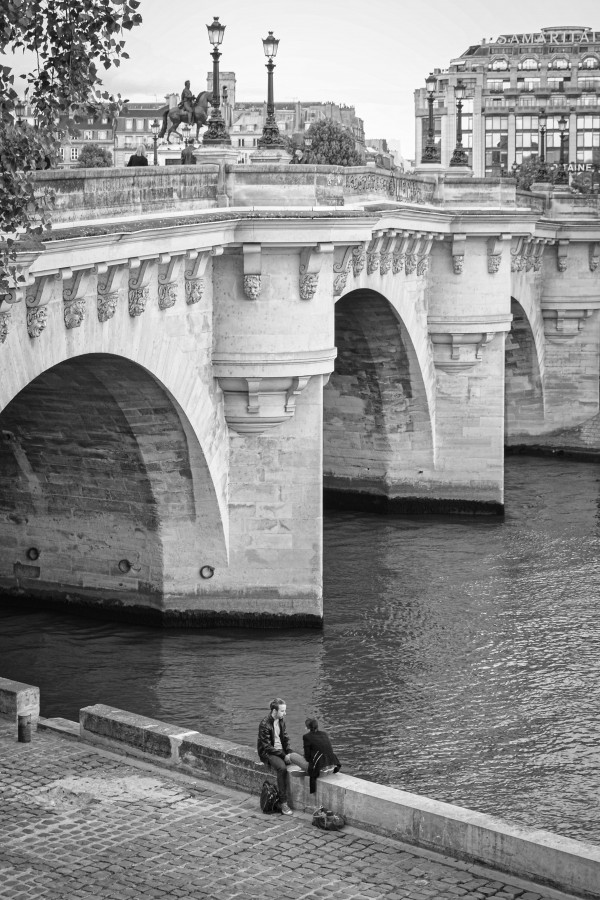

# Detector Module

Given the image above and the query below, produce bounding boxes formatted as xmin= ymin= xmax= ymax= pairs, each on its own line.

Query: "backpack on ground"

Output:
xmin=312 ymin=805 xmax=346 ymax=831
xmin=260 ymin=779 xmax=281 ymax=814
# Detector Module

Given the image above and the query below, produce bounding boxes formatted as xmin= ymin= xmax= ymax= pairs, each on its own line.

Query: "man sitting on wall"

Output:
xmin=257 ymin=698 xmax=308 ymax=815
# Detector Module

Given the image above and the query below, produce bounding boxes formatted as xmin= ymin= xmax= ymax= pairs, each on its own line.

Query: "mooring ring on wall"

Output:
xmin=200 ymin=565 xmax=215 ymax=579
xmin=26 ymin=547 xmax=40 ymax=561
xmin=118 ymin=559 xmax=132 ymax=574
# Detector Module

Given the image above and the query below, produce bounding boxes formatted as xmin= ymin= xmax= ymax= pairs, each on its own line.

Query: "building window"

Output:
xmin=136 ymin=118 xmax=145 ymax=130
xmin=239 ymin=138 xmax=245 ymax=147
xmin=102 ymin=117 xmax=109 ymax=125
xmin=487 ymin=79 xmax=508 ymax=92
xmin=518 ymin=95 xmax=537 ymax=107
xmin=83 ymin=131 xmax=93 ymax=141
xmin=576 ymin=114 xmax=600 ymax=164
xmin=97 ymin=130 xmax=107 ymax=140
xmin=87 ymin=117 xmax=94 ymax=124
xmin=517 ymin=77 xmax=540 ymax=92
xmin=58 ymin=147 xmax=64 ymax=160
xmin=515 ymin=115 xmax=540 ymax=164
xmin=125 ymin=119 xmax=133 ymax=130
xmin=485 ymin=116 xmax=508 ymax=175
xmin=549 ymin=57 xmax=570 ymax=70
xmin=489 ymin=58 xmax=509 ymax=71
xmin=70 ymin=147 xmax=79 ymax=160
xmin=579 ymin=75 xmax=600 ymax=91
xmin=547 ymin=77 xmax=566 ymax=92
xmin=581 ymin=56 xmax=600 ymax=69
xmin=518 ymin=58 xmax=540 ymax=70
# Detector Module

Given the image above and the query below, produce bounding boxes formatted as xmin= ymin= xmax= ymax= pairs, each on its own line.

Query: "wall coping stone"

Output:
xmin=79 ymin=702 xmax=600 ymax=899
xmin=0 ymin=676 xmax=40 ymax=724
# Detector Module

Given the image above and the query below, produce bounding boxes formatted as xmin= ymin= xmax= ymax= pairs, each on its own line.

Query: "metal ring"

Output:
xmin=26 ymin=547 xmax=40 ymax=561
xmin=118 ymin=559 xmax=132 ymax=574
xmin=200 ymin=565 xmax=215 ymax=579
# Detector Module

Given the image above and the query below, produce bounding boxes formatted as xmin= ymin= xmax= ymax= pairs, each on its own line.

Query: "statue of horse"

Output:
xmin=159 ymin=92 xmax=211 ymax=143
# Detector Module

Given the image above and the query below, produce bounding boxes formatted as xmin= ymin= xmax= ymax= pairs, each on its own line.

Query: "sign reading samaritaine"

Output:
xmin=494 ymin=31 xmax=600 ymax=44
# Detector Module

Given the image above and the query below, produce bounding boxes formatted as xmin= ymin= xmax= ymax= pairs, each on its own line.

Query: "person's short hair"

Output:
xmin=269 ymin=698 xmax=285 ymax=713
xmin=136 ymin=143 xmax=147 ymax=157
xmin=305 ymin=717 xmax=318 ymax=732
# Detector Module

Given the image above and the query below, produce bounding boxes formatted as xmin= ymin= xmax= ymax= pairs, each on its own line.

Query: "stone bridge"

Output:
xmin=1 ymin=164 xmax=599 ymax=626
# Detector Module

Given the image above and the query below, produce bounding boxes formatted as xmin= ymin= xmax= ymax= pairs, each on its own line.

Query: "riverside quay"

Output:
xmin=1 ymin=165 xmax=600 ymax=626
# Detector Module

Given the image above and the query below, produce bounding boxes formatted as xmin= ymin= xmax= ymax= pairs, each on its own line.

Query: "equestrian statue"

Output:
xmin=159 ymin=81 xmax=211 ymax=144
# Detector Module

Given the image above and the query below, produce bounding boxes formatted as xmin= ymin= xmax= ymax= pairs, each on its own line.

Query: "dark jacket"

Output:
xmin=303 ymin=729 xmax=341 ymax=793
xmin=257 ymin=714 xmax=291 ymax=764
xmin=127 ymin=154 xmax=148 ymax=167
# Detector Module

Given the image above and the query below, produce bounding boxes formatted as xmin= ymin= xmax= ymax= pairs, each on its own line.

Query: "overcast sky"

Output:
xmin=11 ymin=0 xmax=600 ymax=157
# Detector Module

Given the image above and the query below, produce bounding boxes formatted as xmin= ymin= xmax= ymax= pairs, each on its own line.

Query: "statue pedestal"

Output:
xmin=249 ymin=148 xmax=292 ymax=165
xmin=195 ymin=146 xmax=239 ymax=167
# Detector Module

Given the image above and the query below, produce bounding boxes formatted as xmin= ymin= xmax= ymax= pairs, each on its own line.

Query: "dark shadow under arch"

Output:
xmin=505 ymin=298 xmax=545 ymax=441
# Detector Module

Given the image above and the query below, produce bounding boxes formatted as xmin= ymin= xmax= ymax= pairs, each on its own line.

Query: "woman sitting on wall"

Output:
xmin=303 ymin=717 xmax=341 ymax=794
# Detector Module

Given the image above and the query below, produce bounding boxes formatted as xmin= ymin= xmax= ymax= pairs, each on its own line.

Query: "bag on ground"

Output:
xmin=260 ymin=779 xmax=281 ymax=814
xmin=311 ymin=805 xmax=346 ymax=830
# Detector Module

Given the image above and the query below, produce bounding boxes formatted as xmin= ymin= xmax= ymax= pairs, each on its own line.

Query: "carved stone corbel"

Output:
xmin=590 ymin=242 xmax=600 ymax=273
xmin=157 ymin=253 xmax=183 ymax=310
xmin=511 ymin=237 xmax=527 ymax=272
xmin=416 ymin=234 xmax=435 ymax=277
xmin=97 ymin=263 xmax=126 ymax=323
xmin=62 ymin=268 xmax=91 ymax=329
xmin=532 ymin=240 xmax=547 ymax=273
xmin=333 ymin=245 xmax=355 ymax=297
xmin=487 ymin=234 xmax=511 ymax=275
xmin=0 ymin=309 xmax=10 ymax=344
xmin=366 ymin=232 xmax=385 ymax=275
xmin=392 ymin=231 xmax=413 ymax=275
xmin=25 ymin=276 xmax=53 ymax=338
xmin=557 ymin=240 xmax=569 ymax=273
xmin=451 ymin=234 xmax=466 ymax=275
xmin=299 ymin=243 xmax=332 ymax=300
xmin=541 ymin=303 xmax=600 ymax=342
xmin=379 ymin=231 xmax=397 ymax=276
xmin=128 ymin=258 xmax=152 ymax=316
xmin=216 ymin=375 xmax=314 ymax=433
xmin=242 ymin=243 xmax=262 ymax=300
xmin=351 ymin=244 xmax=366 ymax=278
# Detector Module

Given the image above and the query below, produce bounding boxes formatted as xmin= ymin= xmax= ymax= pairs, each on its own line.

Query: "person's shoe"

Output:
xmin=280 ymin=802 xmax=293 ymax=815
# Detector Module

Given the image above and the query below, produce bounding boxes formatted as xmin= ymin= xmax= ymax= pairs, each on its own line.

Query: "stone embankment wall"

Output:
xmin=75 ymin=701 xmax=600 ymax=900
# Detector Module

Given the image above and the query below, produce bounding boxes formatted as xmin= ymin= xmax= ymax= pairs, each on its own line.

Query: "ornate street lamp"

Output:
xmin=257 ymin=31 xmax=284 ymax=149
xmin=203 ymin=16 xmax=231 ymax=146
xmin=534 ymin=107 xmax=550 ymax=182
xmin=449 ymin=80 xmax=469 ymax=167
xmin=554 ymin=114 xmax=569 ymax=184
xmin=182 ymin=122 xmax=191 ymax=145
xmin=421 ymin=72 xmax=440 ymax=164
xmin=151 ymin=118 xmax=160 ymax=166
xmin=15 ymin=100 xmax=25 ymax=125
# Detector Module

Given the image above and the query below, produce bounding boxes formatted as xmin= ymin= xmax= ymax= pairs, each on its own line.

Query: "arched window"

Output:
xmin=518 ymin=58 xmax=540 ymax=71
xmin=490 ymin=58 xmax=509 ymax=71
xmin=548 ymin=57 xmax=570 ymax=70
xmin=581 ymin=56 xmax=600 ymax=69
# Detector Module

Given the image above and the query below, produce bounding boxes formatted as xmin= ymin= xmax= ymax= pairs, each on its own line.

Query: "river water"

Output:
xmin=2 ymin=456 xmax=600 ymax=843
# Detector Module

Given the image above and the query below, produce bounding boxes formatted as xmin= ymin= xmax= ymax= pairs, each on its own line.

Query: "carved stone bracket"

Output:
xmin=532 ymin=240 xmax=548 ymax=273
xmin=299 ymin=243 xmax=332 ymax=300
xmin=416 ymin=234 xmax=435 ymax=277
xmin=128 ymin=258 xmax=152 ymax=317
xmin=379 ymin=231 xmax=398 ymax=276
xmin=430 ymin=331 xmax=498 ymax=372
xmin=541 ymin=304 xmax=600 ymax=342
xmin=0 ymin=310 xmax=10 ymax=344
xmin=351 ymin=245 xmax=366 ymax=278
xmin=366 ymin=233 xmax=385 ymax=275
xmin=97 ymin=263 xmax=126 ymax=323
xmin=158 ymin=254 xmax=183 ymax=310
xmin=557 ymin=240 xmax=569 ymax=274
xmin=25 ymin=275 xmax=53 ymax=339
xmin=590 ymin=242 xmax=600 ymax=273
xmin=184 ymin=248 xmax=215 ymax=305
xmin=487 ymin=234 xmax=511 ymax=275
xmin=217 ymin=375 xmax=314 ymax=433
xmin=511 ymin=237 xmax=529 ymax=273
xmin=332 ymin=245 xmax=355 ymax=297
xmin=243 ymin=244 xmax=262 ymax=300
xmin=61 ymin=269 xmax=91 ymax=329
xmin=451 ymin=234 xmax=466 ymax=275
xmin=392 ymin=232 xmax=413 ymax=275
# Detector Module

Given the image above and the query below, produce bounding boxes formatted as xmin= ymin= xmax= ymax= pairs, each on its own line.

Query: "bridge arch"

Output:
xmin=324 ymin=288 xmax=435 ymax=507
xmin=505 ymin=297 xmax=546 ymax=439
xmin=0 ymin=353 xmax=228 ymax=616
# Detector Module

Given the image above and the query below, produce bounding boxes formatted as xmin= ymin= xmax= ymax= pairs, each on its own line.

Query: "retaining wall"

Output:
xmin=79 ymin=702 xmax=600 ymax=899
xmin=0 ymin=676 xmax=40 ymax=725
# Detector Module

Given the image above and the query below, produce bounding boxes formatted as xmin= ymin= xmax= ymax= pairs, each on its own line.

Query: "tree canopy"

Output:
xmin=0 ymin=0 xmax=142 ymax=297
xmin=304 ymin=119 xmax=363 ymax=167
xmin=76 ymin=143 xmax=113 ymax=168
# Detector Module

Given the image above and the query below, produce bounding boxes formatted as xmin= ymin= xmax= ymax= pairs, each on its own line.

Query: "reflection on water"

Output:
xmin=1 ymin=457 xmax=600 ymax=842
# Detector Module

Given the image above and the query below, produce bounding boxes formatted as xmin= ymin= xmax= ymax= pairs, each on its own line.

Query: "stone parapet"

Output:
xmin=79 ymin=702 xmax=600 ymax=899
xmin=0 ymin=676 xmax=40 ymax=725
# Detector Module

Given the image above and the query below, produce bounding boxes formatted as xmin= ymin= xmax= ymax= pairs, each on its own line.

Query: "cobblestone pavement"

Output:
xmin=0 ymin=720 xmax=577 ymax=900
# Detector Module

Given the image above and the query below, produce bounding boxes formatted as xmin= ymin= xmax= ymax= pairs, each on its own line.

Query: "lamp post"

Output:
xmin=304 ymin=135 xmax=312 ymax=162
xmin=15 ymin=100 xmax=25 ymax=125
xmin=554 ymin=114 xmax=569 ymax=185
xmin=258 ymin=31 xmax=284 ymax=148
xmin=421 ymin=72 xmax=440 ymax=164
xmin=151 ymin=118 xmax=160 ymax=166
xmin=534 ymin=107 xmax=550 ymax=181
xmin=449 ymin=80 xmax=469 ymax=167
xmin=203 ymin=16 xmax=231 ymax=146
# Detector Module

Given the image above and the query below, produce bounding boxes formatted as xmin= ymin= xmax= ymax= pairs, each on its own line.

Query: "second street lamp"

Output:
xmin=534 ymin=107 xmax=550 ymax=182
xmin=151 ymin=118 xmax=160 ymax=166
xmin=203 ymin=16 xmax=231 ymax=146
xmin=421 ymin=72 xmax=440 ymax=164
xmin=258 ymin=31 xmax=284 ymax=148
xmin=449 ymin=80 xmax=469 ymax=167
xmin=555 ymin=114 xmax=569 ymax=185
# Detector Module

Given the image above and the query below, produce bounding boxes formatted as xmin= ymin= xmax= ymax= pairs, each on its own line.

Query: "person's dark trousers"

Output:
xmin=267 ymin=754 xmax=289 ymax=801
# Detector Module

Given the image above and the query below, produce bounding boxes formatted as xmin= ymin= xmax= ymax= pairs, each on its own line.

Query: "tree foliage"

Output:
xmin=0 ymin=0 xmax=142 ymax=297
xmin=76 ymin=143 xmax=113 ymax=168
xmin=304 ymin=119 xmax=363 ymax=167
